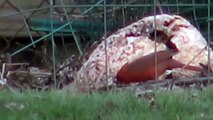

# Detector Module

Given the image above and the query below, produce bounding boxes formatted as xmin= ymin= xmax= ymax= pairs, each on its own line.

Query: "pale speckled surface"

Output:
xmin=73 ymin=14 xmax=213 ymax=90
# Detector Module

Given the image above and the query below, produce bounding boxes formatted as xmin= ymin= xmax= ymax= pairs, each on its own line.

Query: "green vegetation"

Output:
xmin=0 ymin=87 xmax=213 ymax=120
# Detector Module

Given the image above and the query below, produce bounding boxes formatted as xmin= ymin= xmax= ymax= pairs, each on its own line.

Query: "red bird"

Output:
xmin=116 ymin=50 xmax=203 ymax=84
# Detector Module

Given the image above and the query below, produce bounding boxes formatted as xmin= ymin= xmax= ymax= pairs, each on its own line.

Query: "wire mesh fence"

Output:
xmin=0 ymin=0 xmax=212 ymax=90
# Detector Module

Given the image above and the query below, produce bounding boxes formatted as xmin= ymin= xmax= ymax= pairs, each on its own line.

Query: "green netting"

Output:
xmin=0 ymin=0 xmax=212 ymax=65
xmin=0 ymin=0 xmax=212 ymax=87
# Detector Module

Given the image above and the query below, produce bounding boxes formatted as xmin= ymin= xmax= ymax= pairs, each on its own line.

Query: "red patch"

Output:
xmin=125 ymin=32 xmax=141 ymax=37
xmin=166 ymin=39 xmax=179 ymax=52
xmin=172 ymin=25 xmax=189 ymax=31
xmin=163 ymin=17 xmax=181 ymax=27
xmin=116 ymin=50 xmax=202 ymax=84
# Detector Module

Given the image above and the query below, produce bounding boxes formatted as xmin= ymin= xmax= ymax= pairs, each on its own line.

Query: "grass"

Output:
xmin=0 ymin=87 xmax=213 ymax=120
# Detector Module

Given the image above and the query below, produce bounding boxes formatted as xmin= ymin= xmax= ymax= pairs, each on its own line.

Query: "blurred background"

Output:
xmin=0 ymin=0 xmax=212 ymax=68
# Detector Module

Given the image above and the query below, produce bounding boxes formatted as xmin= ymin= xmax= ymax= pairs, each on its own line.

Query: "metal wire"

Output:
xmin=166 ymin=0 xmax=171 ymax=13
xmin=8 ymin=0 xmax=47 ymax=41
xmin=53 ymin=4 xmax=210 ymax=7
xmin=207 ymin=0 xmax=211 ymax=83
xmin=49 ymin=0 xmax=57 ymax=87
xmin=121 ymin=0 xmax=126 ymax=27
xmin=0 ymin=3 xmax=211 ymax=18
xmin=0 ymin=0 xmax=6 ymax=9
xmin=61 ymin=32 xmax=69 ymax=57
xmin=59 ymin=0 xmax=83 ymax=55
xmin=192 ymin=0 xmax=200 ymax=30
xmin=0 ymin=6 xmax=49 ymax=18
xmin=0 ymin=0 xmax=212 ymax=86
xmin=15 ymin=0 xmax=36 ymax=47
xmin=11 ymin=0 xmax=104 ymax=56
xmin=176 ymin=0 xmax=179 ymax=14
xmin=103 ymin=0 xmax=108 ymax=87
xmin=154 ymin=0 xmax=158 ymax=81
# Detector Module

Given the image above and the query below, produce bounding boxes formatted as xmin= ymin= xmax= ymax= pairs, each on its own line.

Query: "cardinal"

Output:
xmin=116 ymin=50 xmax=203 ymax=84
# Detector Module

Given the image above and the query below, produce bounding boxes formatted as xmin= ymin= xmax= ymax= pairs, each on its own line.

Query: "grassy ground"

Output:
xmin=0 ymin=87 xmax=213 ymax=120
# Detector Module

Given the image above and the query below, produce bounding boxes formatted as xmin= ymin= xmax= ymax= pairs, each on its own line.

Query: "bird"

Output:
xmin=116 ymin=50 xmax=203 ymax=84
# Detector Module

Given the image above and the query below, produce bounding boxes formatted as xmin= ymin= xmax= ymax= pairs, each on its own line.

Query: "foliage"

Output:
xmin=0 ymin=87 xmax=213 ymax=120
